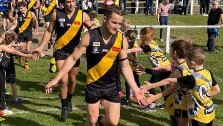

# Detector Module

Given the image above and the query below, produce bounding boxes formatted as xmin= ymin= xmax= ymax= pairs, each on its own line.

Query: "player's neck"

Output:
xmin=176 ymin=59 xmax=185 ymax=65
xmin=65 ymin=8 xmax=75 ymax=17
xmin=100 ymin=27 xmax=112 ymax=41
xmin=194 ymin=65 xmax=204 ymax=72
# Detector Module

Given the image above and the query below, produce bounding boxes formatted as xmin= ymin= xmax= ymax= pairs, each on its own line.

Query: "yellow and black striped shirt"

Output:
xmin=86 ymin=28 xmax=123 ymax=89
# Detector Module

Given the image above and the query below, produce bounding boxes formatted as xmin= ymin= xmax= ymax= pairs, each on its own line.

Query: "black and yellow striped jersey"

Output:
xmin=17 ymin=11 xmax=32 ymax=34
xmin=54 ymin=8 xmax=83 ymax=53
xmin=86 ymin=28 xmax=123 ymax=89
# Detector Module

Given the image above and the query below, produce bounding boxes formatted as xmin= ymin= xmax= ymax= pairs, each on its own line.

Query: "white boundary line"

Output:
xmin=12 ymin=107 xmax=80 ymax=114
xmin=13 ymin=108 xmax=60 ymax=114
xmin=22 ymin=97 xmax=59 ymax=100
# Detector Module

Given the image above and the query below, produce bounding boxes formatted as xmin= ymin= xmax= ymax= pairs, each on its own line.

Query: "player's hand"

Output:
xmin=45 ymin=79 xmax=58 ymax=94
xmin=32 ymin=47 xmax=43 ymax=59
xmin=140 ymin=81 xmax=152 ymax=92
xmin=136 ymin=64 xmax=146 ymax=75
xmin=146 ymin=94 xmax=160 ymax=104
xmin=133 ymin=89 xmax=148 ymax=106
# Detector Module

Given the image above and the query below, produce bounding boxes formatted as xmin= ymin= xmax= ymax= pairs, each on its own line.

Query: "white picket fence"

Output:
xmin=130 ymin=25 xmax=222 ymax=53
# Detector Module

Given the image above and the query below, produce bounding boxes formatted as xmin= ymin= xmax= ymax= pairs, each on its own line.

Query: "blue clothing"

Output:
xmin=4 ymin=0 xmax=11 ymax=4
xmin=120 ymin=0 xmax=126 ymax=12
xmin=0 ymin=0 xmax=7 ymax=12
xmin=145 ymin=0 xmax=154 ymax=15
xmin=159 ymin=16 xmax=168 ymax=39
xmin=207 ymin=28 xmax=219 ymax=51
xmin=207 ymin=28 xmax=219 ymax=37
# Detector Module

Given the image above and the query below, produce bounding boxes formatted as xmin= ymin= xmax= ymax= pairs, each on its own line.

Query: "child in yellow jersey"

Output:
xmin=140 ymin=39 xmax=193 ymax=126
xmin=142 ymin=48 xmax=220 ymax=126
xmin=91 ymin=11 xmax=100 ymax=28
xmin=130 ymin=27 xmax=171 ymax=111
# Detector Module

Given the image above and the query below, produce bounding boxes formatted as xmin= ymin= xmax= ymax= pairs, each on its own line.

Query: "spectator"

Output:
xmin=104 ymin=0 xmax=115 ymax=9
xmin=82 ymin=0 xmax=94 ymax=20
xmin=157 ymin=0 xmax=172 ymax=42
xmin=181 ymin=0 xmax=189 ymax=15
xmin=206 ymin=0 xmax=223 ymax=52
xmin=90 ymin=0 xmax=98 ymax=13
xmin=200 ymin=0 xmax=210 ymax=15
xmin=144 ymin=0 xmax=154 ymax=16
xmin=173 ymin=0 xmax=183 ymax=14
xmin=119 ymin=0 xmax=126 ymax=14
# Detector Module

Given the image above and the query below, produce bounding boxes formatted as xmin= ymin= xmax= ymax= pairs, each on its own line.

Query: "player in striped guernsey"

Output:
xmin=44 ymin=4 xmax=148 ymax=126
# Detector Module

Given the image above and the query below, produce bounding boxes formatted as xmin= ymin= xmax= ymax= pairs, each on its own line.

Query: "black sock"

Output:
xmin=67 ymin=93 xmax=73 ymax=102
xmin=61 ymin=98 xmax=68 ymax=108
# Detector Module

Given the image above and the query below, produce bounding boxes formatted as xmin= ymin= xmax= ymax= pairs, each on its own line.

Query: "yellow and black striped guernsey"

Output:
xmin=26 ymin=0 xmax=38 ymax=10
xmin=86 ymin=28 xmax=123 ymax=89
xmin=54 ymin=8 xmax=83 ymax=53
xmin=18 ymin=11 xmax=32 ymax=34
xmin=42 ymin=0 xmax=56 ymax=15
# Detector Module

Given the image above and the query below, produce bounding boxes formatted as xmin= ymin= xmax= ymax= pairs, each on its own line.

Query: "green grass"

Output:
xmin=1 ymin=15 xmax=223 ymax=126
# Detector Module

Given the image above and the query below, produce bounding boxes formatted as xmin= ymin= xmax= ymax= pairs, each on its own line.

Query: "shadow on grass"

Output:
xmin=69 ymin=111 xmax=87 ymax=125
xmin=76 ymin=71 xmax=87 ymax=85
xmin=120 ymin=106 xmax=170 ymax=126
xmin=16 ymin=79 xmax=45 ymax=92
xmin=213 ymin=98 xmax=223 ymax=105
xmin=2 ymin=117 xmax=42 ymax=126
xmin=8 ymin=100 xmax=61 ymax=121
xmin=71 ymin=104 xmax=169 ymax=126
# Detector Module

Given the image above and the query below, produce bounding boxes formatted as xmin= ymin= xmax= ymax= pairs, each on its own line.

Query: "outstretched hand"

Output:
xmin=32 ymin=48 xmax=43 ymax=59
xmin=45 ymin=79 xmax=58 ymax=94
xmin=26 ymin=52 xmax=38 ymax=60
xmin=140 ymin=81 xmax=153 ymax=92
xmin=136 ymin=64 xmax=146 ymax=75
xmin=146 ymin=94 xmax=160 ymax=104
xmin=133 ymin=89 xmax=148 ymax=106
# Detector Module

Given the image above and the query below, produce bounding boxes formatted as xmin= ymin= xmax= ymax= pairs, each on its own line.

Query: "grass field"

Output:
xmin=1 ymin=14 xmax=223 ymax=126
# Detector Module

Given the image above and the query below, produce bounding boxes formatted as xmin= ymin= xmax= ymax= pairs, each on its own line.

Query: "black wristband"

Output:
xmin=119 ymin=57 xmax=128 ymax=62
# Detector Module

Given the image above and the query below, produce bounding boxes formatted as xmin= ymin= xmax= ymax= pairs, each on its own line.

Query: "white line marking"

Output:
xmin=13 ymin=108 xmax=59 ymax=114
xmin=12 ymin=107 xmax=80 ymax=114
xmin=22 ymin=97 xmax=59 ymax=100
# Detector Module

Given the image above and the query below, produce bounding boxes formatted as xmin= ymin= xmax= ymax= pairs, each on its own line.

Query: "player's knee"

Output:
xmin=68 ymin=75 xmax=77 ymax=84
xmin=59 ymin=80 xmax=68 ymax=86
xmin=87 ymin=113 xmax=99 ymax=125
xmin=59 ymin=75 xmax=69 ymax=84
xmin=108 ymin=117 xmax=119 ymax=126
